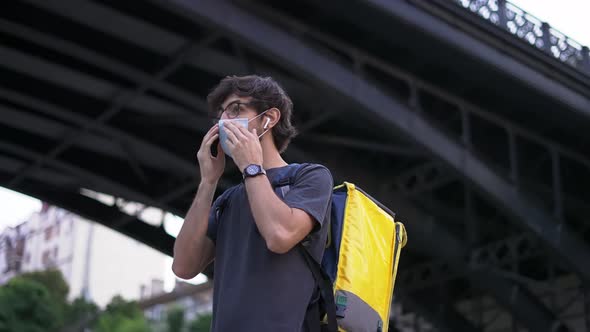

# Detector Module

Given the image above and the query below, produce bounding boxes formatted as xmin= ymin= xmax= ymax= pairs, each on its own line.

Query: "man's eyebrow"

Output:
xmin=221 ymin=99 xmax=241 ymax=109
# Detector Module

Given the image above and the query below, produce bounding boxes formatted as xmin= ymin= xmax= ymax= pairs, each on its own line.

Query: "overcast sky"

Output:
xmin=510 ymin=0 xmax=590 ymax=46
xmin=1 ymin=0 xmax=589 ymax=234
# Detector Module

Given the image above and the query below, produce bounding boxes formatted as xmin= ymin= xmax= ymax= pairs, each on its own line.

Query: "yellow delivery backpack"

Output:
xmin=271 ymin=164 xmax=408 ymax=332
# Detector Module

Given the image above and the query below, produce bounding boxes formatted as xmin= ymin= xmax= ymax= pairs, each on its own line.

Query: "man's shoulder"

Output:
xmin=296 ymin=163 xmax=333 ymax=181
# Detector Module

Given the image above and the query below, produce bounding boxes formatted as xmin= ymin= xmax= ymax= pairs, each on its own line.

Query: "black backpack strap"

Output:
xmin=304 ymin=293 xmax=321 ymax=332
xmin=298 ymin=244 xmax=338 ymax=332
xmin=273 ymin=164 xmax=336 ymax=331
xmin=271 ymin=163 xmax=309 ymax=187
xmin=214 ymin=186 xmax=239 ymax=222
xmin=271 ymin=163 xmax=310 ymax=198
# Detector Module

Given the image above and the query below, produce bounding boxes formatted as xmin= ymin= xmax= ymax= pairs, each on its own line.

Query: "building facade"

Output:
xmin=140 ymin=279 xmax=213 ymax=330
xmin=1 ymin=203 xmax=168 ymax=308
xmin=0 ymin=221 xmax=27 ymax=285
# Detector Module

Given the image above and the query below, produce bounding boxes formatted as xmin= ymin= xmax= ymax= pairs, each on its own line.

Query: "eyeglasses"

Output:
xmin=214 ymin=101 xmax=260 ymax=123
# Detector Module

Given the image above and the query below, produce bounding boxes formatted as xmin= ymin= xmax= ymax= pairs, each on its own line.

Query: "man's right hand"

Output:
xmin=197 ymin=125 xmax=225 ymax=184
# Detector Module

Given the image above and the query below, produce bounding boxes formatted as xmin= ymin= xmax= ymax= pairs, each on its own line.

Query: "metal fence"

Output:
xmin=454 ymin=0 xmax=590 ymax=75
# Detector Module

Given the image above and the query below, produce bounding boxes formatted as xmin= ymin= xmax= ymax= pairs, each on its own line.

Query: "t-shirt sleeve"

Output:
xmin=281 ymin=164 xmax=334 ymax=232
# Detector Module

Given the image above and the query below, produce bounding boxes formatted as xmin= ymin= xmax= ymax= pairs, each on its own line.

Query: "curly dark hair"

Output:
xmin=207 ymin=75 xmax=298 ymax=153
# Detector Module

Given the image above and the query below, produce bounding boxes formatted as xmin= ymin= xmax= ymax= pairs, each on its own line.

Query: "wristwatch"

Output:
xmin=243 ymin=164 xmax=266 ymax=179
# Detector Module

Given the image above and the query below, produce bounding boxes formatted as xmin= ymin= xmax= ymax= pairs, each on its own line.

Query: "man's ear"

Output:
xmin=266 ymin=108 xmax=281 ymax=128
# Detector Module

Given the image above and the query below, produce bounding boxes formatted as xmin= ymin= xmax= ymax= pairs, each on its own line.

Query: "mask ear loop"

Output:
xmin=258 ymin=125 xmax=271 ymax=139
xmin=248 ymin=109 xmax=272 ymax=138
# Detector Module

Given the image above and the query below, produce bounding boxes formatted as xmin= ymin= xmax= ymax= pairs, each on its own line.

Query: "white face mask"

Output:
xmin=218 ymin=109 xmax=271 ymax=158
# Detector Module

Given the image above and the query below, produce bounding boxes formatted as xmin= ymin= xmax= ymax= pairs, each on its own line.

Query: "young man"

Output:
xmin=172 ymin=75 xmax=333 ymax=332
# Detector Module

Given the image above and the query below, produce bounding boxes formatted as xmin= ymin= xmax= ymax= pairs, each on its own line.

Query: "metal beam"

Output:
xmin=22 ymin=0 xmax=340 ymax=117
xmin=0 ymin=85 xmax=227 ymax=189
xmin=1 ymin=177 xmax=175 ymax=256
xmin=391 ymin=162 xmax=457 ymax=196
xmin=0 ymin=104 xmax=193 ymax=177
xmin=0 ymin=46 xmax=199 ymax=118
xmin=239 ymin=0 xmax=590 ymax=171
xmin=110 ymin=181 xmax=197 ymax=229
xmin=299 ymin=134 xmax=427 ymax=157
xmin=0 ymin=142 xmax=183 ymax=216
xmin=398 ymin=293 xmax=479 ymax=332
xmin=0 ymin=19 xmax=208 ymax=112
xmin=0 ymin=100 xmax=235 ymax=218
xmin=7 ymin=34 xmax=215 ymax=188
xmin=0 ymin=86 xmax=210 ymax=134
xmin=400 ymin=233 xmax=544 ymax=291
xmin=384 ymin=181 xmax=569 ymax=332
xmin=361 ymin=0 xmax=590 ymax=117
xmin=0 ymin=156 xmax=73 ymax=187
xmin=155 ymin=0 xmax=590 ymax=284
xmin=26 ymin=0 xmax=590 ymax=178
xmin=22 ymin=0 xmax=189 ymax=56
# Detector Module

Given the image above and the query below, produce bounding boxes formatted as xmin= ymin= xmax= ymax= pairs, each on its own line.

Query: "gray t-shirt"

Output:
xmin=206 ymin=164 xmax=333 ymax=332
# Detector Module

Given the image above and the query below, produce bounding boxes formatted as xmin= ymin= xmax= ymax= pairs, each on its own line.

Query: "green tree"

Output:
xmin=187 ymin=313 xmax=212 ymax=332
xmin=1 ymin=271 xmax=152 ymax=332
xmin=19 ymin=269 xmax=69 ymax=303
xmin=63 ymin=297 xmax=100 ymax=330
xmin=166 ymin=305 xmax=185 ymax=332
xmin=19 ymin=269 xmax=70 ymax=327
xmin=94 ymin=296 xmax=151 ymax=332
xmin=0 ymin=277 xmax=61 ymax=332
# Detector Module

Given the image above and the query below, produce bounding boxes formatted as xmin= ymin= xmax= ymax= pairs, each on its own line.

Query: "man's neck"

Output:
xmin=261 ymin=139 xmax=288 ymax=170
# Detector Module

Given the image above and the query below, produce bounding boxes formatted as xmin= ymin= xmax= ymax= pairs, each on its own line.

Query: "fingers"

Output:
xmin=200 ymin=125 xmax=219 ymax=148
xmin=223 ymin=123 xmax=240 ymax=145
xmin=216 ymin=141 xmax=225 ymax=161
xmin=224 ymin=122 xmax=251 ymax=143
xmin=197 ymin=133 xmax=218 ymax=160
xmin=226 ymin=122 xmax=256 ymax=141
xmin=235 ymin=123 xmax=256 ymax=138
xmin=204 ymin=133 xmax=219 ymax=148
xmin=205 ymin=124 xmax=218 ymax=137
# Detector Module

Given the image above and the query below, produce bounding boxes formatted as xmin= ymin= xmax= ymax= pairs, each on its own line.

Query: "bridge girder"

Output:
xmin=153 ymin=0 xmax=590 ymax=285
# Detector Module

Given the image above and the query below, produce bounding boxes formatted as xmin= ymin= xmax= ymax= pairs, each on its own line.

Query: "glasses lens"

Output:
xmin=227 ymin=103 xmax=240 ymax=118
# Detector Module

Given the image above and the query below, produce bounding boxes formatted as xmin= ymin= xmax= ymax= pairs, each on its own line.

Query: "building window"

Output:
xmin=53 ymin=247 xmax=58 ymax=261
xmin=44 ymin=226 xmax=53 ymax=241
xmin=42 ymin=250 xmax=50 ymax=266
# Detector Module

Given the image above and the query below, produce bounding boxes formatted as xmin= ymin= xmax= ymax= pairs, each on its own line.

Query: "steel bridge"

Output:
xmin=1 ymin=0 xmax=590 ymax=331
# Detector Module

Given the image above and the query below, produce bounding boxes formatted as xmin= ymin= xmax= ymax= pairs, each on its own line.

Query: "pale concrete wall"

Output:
xmin=16 ymin=205 xmax=167 ymax=308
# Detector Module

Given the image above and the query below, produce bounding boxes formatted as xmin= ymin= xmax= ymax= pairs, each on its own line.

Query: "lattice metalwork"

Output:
xmin=504 ymin=3 xmax=544 ymax=48
xmin=457 ymin=0 xmax=502 ymax=25
xmin=455 ymin=0 xmax=590 ymax=74
xmin=399 ymin=233 xmax=543 ymax=291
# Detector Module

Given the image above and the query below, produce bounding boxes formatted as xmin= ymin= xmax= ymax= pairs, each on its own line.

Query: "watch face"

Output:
xmin=246 ymin=165 xmax=260 ymax=175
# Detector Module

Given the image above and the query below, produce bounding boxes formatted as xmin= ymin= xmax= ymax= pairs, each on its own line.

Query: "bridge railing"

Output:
xmin=454 ymin=0 xmax=590 ymax=76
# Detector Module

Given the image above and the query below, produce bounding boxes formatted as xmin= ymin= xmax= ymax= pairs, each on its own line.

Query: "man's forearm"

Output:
xmin=172 ymin=180 xmax=217 ymax=277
